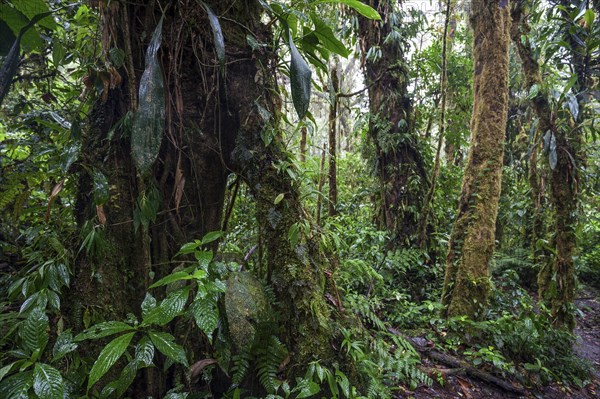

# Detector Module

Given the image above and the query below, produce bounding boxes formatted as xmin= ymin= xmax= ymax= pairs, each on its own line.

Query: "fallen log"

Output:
xmin=388 ymin=327 xmax=527 ymax=396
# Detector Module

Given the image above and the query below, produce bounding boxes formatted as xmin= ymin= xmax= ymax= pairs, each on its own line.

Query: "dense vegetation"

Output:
xmin=0 ymin=0 xmax=598 ymax=398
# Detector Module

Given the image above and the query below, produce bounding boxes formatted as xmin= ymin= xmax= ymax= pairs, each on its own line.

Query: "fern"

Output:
xmin=230 ymin=348 xmax=252 ymax=386
xmin=256 ymin=336 xmax=287 ymax=393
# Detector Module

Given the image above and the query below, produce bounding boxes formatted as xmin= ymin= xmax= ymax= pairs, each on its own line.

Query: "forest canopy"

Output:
xmin=0 ymin=0 xmax=599 ymax=398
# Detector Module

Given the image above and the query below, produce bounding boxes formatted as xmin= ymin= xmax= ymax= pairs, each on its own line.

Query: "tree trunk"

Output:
xmin=536 ymin=1 xmax=588 ymax=330
xmin=358 ymin=0 xmax=428 ymax=245
xmin=66 ymin=0 xmax=339 ymax=395
xmin=441 ymin=0 xmax=511 ymax=319
xmin=328 ymin=59 xmax=339 ymax=217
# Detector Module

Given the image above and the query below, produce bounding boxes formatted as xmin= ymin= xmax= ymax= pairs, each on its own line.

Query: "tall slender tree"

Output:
xmin=441 ymin=0 xmax=511 ymax=319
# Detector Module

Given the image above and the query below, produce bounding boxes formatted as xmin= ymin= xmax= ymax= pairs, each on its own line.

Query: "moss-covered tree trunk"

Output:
xmin=510 ymin=3 xmax=550 ymax=262
xmin=441 ymin=0 xmax=511 ymax=319
xmin=328 ymin=59 xmax=339 ymax=217
xmin=358 ymin=0 xmax=428 ymax=245
xmin=535 ymin=0 xmax=589 ymax=330
xmin=65 ymin=1 xmax=341 ymax=395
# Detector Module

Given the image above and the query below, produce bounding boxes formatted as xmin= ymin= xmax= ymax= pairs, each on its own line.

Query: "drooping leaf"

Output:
xmin=565 ymin=93 xmax=579 ymax=120
xmin=549 ymin=132 xmax=557 ymax=170
xmin=200 ymin=2 xmax=225 ymax=71
xmin=87 ymin=332 xmax=135 ymax=390
xmin=33 ymin=363 xmax=64 ymax=399
xmin=148 ymin=331 xmax=188 ymax=367
xmin=21 ymin=307 xmax=49 ymax=354
xmin=131 ymin=17 xmax=165 ymax=175
xmin=74 ymin=321 xmax=134 ymax=342
xmin=148 ymin=286 xmax=189 ymax=326
xmin=100 ymin=360 xmax=139 ymax=398
xmin=314 ymin=0 xmax=381 ymax=20
xmin=288 ymin=34 xmax=311 ymax=119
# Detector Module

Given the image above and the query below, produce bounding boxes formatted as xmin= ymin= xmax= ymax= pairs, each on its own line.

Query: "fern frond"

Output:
xmin=256 ymin=335 xmax=287 ymax=393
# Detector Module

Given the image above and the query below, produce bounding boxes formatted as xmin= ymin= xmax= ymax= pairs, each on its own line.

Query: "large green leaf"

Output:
xmin=148 ymin=331 xmax=188 ymax=367
xmin=87 ymin=332 xmax=135 ymax=390
xmin=134 ymin=336 xmax=155 ymax=366
xmin=74 ymin=321 xmax=135 ymax=342
xmin=21 ymin=307 xmax=49 ymax=354
xmin=148 ymin=271 xmax=192 ymax=289
xmin=314 ymin=0 xmax=381 ymax=20
xmin=99 ymin=360 xmax=139 ymax=399
xmin=142 ymin=287 xmax=189 ymax=326
xmin=131 ymin=17 xmax=165 ymax=175
xmin=190 ymin=296 xmax=218 ymax=342
xmin=33 ymin=363 xmax=64 ymax=399
xmin=311 ymin=14 xmax=350 ymax=57
xmin=52 ymin=331 xmax=78 ymax=362
xmin=0 ymin=370 xmax=33 ymax=399
xmin=288 ymin=34 xmax=312 ymax=119
xmin=12 ymin=0 xmax=56 ymax=30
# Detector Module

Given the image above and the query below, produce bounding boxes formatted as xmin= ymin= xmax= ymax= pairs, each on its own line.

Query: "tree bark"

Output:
xmin=66 ymin=0 xmax=340 ymax=395
xmin=358 ymin=0 xmax=428 ymax=245
xmin=328 ymin=59 xmax=339 ymax=217
xmin=441 ymin=0 xmax=511 ymax=319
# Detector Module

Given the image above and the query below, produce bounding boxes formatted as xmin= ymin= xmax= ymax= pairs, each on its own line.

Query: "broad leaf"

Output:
xmin=88 ymin=332 xmax=135 ymax=390
xmin=190 ymin=297 xmax=218 ymax=342
xmin=288 ymin=34 xmax=311 ymax=119
xmin=33 ymin=363 xmax=64 ymax=399
xmin=0 ymin=362 xmax=15 ymax=382
xmin=100 ymin=360 xmax=139 ymax=398
xmin=52 ymin=331 xmax=78 ymax=362
xmin=142 ymin=287 xmax=189 ymax=326
xmin=0 ymin=370 xmax=33 ymax=399
xmin=21 ymin=307 xmax=49 ymax=354
xmin=141 ymin=292 xmax=157 ymax=318
xmin=311 ymin=14 xmax=350 ymax=57
xmin=201 ymin=230 xmax=223 ymax=245
xmin=149 ymin=271 xmax=191 ymax=289
xmin=131 ymin=17 xmax=165 ymax=175
xmin=314 ymin=0 xmax=381 ymax=20
xmin=148 ymin=331 xmax=188 ymax=367
xmin=134 ymin=336 xmax=155 ymax=366
xmin=74 ymin=321 xmax=134 ymax=342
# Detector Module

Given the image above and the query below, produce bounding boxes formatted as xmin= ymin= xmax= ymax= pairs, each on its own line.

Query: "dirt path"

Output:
xmin=401 ymin=288 xmax=600 ymax=399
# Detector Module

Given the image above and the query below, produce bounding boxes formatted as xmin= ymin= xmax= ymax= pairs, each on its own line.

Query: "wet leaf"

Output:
xmin=131 ymin=17 xmax=165 ymax=175
xmin=549 ymin=133 xmax=557 ymax=170
xmin=88 ymin=332 xmax=135 ymax=390
xmin=314 ymin=0 xmax=381 ymax=20
xmin=288 ymin=34 xmax=311 ymax=119
xmin=201 ymin=2 xmax=225 ymax=70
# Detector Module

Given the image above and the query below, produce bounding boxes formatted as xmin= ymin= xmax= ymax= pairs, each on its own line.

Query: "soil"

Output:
xmin=398 ymin=287 xmax=600 ymax=399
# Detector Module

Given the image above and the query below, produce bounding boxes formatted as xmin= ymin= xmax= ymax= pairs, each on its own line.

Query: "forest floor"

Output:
xmin=402 ymin=287 xmax=600 ymax=399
